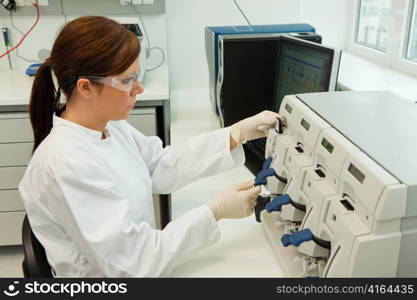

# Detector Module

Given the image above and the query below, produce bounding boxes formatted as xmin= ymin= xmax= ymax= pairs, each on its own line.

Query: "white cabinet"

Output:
xmin=0 ymin=107 xmax=157 ymax=245
xmin=128 ymin=108 xmax=157 ymax=136
xmin=0 ymin=114 xmax=33 ymax=143
xmin=0 ymin=212 xmax=26 ymax=246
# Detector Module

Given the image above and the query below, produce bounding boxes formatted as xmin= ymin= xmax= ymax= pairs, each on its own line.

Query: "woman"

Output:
xmin=18 ymin=16 xmax=280 ymax=277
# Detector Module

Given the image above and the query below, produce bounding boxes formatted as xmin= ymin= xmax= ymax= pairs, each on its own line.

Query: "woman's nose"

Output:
xmin=132 ymin=80 xmax=144 ymax=95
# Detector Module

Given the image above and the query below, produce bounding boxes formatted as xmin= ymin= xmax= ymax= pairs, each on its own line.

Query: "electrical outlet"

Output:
xmin=15 ymin=0 xmax=48 ymax=6
xmin=1 ymin=0 xmax=17 ymax=10
xmin=15 ymin=0 xmax=26 ymax=6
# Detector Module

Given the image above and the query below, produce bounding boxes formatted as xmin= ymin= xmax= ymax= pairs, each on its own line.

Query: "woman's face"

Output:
xmin=91 ymin=57 xmax=144 ymax=122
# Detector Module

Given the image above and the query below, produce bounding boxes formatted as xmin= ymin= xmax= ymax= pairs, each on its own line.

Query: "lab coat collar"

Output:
xmin=52 ymin=114 xmax=108 ymax=140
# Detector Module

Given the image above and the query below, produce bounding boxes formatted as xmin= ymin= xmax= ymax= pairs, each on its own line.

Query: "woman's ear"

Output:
xmin=75 ymin=78 xmax=95 ymax=101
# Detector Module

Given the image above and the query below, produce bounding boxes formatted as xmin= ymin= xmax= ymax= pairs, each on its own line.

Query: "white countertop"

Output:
xmin=137 ymin=65 xmax=170 ymax=101
xmin=172 ymin=217 xmax=285 ymax=277
xmin=0 ymin=70 xmax=33 ymax=106
xmin=338 ymin=51 xmax=417 ymax=102
xmin=169 ymin=89 xmax=285 ymax=277
xmin=0 ymin=65 xmax=169 ymax=106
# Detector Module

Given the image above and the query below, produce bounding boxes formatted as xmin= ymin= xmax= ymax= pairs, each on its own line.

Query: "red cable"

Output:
xmin=0 ymin=2 xmax=40 ymax=58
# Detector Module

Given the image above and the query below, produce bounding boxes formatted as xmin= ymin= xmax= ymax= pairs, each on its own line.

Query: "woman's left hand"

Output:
xmin=230 ymin=110 xmax=281 ymax=144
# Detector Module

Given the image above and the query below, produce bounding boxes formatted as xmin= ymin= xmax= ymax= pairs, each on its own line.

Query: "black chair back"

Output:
xmin=21 ymin=214 xmax=53 ymax=278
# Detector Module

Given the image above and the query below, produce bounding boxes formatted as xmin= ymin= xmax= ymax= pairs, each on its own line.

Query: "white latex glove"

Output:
xmin=230 ymin=110 xmax=281 ymax=144
xmin=208 ymin=181 xmax=261 ymax=221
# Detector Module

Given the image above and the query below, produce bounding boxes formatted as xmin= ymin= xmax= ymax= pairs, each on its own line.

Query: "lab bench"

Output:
xmin=171 ymin=217 xmax=286 ymax=277
xmin=0 ymin=65 xmax=171 ymax=246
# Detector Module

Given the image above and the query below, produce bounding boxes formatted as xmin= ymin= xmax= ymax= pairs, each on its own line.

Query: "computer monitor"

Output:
xmin=216 ymin=33 xmax=322 ymax=128
xmin=273 ymin=36 xmax=341 ymax=112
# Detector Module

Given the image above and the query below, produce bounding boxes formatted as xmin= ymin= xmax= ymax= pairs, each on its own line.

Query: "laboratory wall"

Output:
xmin=0 ymin=15 xmax=65 ymax=70
xmin=0 ymin=13 xmax=168 ymax=71
xmin=165 ymin=0 xmax=300 ymax=90
xmin=0 ymin=0 xmax=354 ymax=89
xmin=166 ymin=0 xmax=355 ymax=89
xmin=299 ymin=0 xmax=355 ymax=50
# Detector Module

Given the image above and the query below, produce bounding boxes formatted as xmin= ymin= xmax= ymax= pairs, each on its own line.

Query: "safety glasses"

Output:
xmin=78 ymin=72 xmax=139 ymax=93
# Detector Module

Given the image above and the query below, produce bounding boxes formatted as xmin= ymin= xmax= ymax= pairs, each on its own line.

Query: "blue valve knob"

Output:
xmin=254 ymin=168 xmax=275 ymax=186
xmin=281 ymin=234 xmax=292 ymax=247
xmin=281 ymin=229 xmax=313 ymax=247
xmin=262 ymin=157 xmax=273 ymax=170
xmin=265 ymin=194 xmax=292 ymax=212
xmin=254 ymin=157 xmax=276 ymax=186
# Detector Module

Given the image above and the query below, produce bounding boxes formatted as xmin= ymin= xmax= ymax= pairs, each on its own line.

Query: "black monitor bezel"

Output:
xmin=220 ymin=35 xmax=283 ymax=124
xmin=272 ymin=35 xmax=338 ymax=112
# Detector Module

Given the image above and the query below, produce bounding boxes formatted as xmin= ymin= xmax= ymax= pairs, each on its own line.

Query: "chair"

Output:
xmin=21 ymin=214 xmax=53 ymax=278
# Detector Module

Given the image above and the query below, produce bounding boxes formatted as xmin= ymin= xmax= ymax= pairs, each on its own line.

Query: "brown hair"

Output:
xmin=29 ymin=16 xmax=140 ymax=152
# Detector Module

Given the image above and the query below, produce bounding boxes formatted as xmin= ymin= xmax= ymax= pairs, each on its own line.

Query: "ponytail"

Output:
xmin=29 ymin=60 xmax=59 ymax=153
xmin=28 ymin=16 xmax=140 ymax=153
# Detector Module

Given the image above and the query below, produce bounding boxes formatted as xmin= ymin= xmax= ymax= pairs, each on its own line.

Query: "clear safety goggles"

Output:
xmin=78 ymin=72 xmax=140 ymax=93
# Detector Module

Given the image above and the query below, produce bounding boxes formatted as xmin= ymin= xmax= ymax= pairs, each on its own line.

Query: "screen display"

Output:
xmin=284 ymin=103 xmax=293 ymax=113
xmin=300 ymin=119 xmax=310 ymax=131
xmin=274 ymin=40 xmax=332 ymax=111
xmin=321 ymin=138 xmax=334 ymax=154
xmin=348 ymin=163 xmax=365 ymax=184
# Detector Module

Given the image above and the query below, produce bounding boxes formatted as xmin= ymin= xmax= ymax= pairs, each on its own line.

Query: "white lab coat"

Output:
xmin=18 ymin=115 xmax=245 ymax=277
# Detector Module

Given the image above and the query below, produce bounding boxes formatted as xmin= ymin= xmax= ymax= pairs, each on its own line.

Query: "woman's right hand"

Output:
xmin=208 ymin=181 xmax=261 ymax=221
